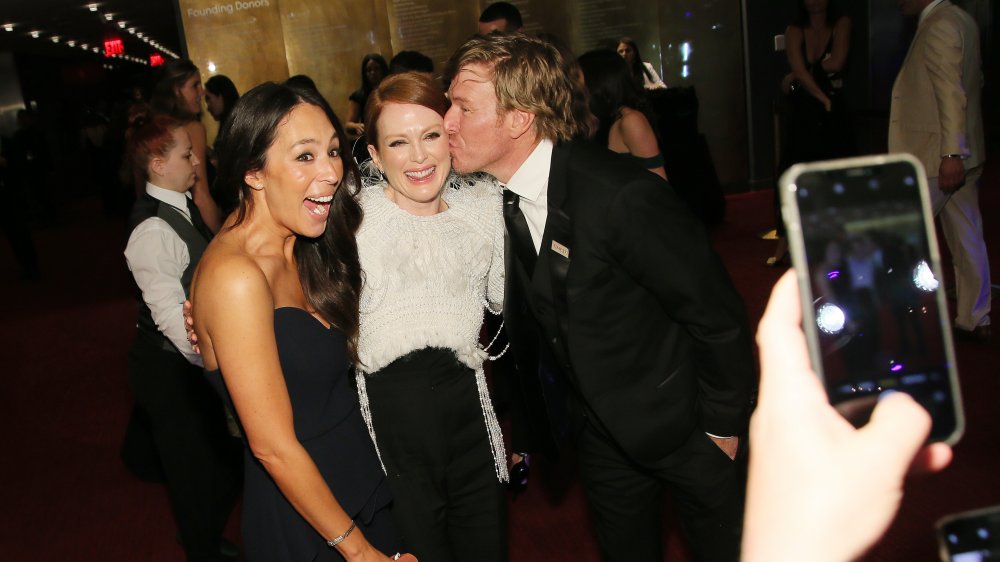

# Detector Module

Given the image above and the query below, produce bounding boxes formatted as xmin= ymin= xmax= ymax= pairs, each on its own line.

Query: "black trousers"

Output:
xmin=366 ymin=348 xmax=507 ymax=562
xmin=577 ymin=420 xmax=744 ymax=562
xmin=127 ymin=331 xmax=240 ymax=562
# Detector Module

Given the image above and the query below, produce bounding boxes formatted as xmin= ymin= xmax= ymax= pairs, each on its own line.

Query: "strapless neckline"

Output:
xmin=274 ymin=306 xmax=332 ymax=331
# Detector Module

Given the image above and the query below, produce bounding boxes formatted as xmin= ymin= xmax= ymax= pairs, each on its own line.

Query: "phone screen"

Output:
xmin=938 ymin=506 xmax=1000 ymax=561
xmin=786 ymin=157 xmax=961 ymax=442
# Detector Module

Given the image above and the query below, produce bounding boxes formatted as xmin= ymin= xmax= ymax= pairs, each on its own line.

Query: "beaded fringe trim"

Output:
xmin=355 ymin=372 xmax=386 ymax=474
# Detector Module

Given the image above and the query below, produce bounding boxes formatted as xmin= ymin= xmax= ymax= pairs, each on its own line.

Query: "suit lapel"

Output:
xmin=539 ymin=144 xmax=573 ymax=322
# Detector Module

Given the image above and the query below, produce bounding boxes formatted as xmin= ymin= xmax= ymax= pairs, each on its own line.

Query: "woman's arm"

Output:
xmin=619 ymin=109 xmax=667 ymax=180
xmin=642 ymin=62 xmax=668 ymax=90
xmin=194 ymin=257 xmax=390 ymax=562
xmin=345 ymin=99 xmax=365 ymax=138
xmin=785 ymin=25 xmax=832 ymax=111
xmin=821 ymin=17 xmax=852 ymax=74
xmin=185 ymin=120 xmax=222 ymax=232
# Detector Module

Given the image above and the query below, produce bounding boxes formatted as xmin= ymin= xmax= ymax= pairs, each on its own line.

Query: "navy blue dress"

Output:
xmin=206 ymin=307 xmax=396 ymax=561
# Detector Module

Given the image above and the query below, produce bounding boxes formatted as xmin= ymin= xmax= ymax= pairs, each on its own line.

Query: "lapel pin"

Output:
xmin=551 ymin=240 xmax=570 ymax=259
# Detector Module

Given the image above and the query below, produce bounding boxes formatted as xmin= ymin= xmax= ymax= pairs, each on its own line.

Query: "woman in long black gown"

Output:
xmin=190 ymin=82 xmax=411 ymax=562
xmin=769 ymin=0 xmax=854 ymax=266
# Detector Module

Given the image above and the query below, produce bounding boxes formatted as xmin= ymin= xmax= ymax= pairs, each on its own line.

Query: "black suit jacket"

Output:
xmin=504 ymin=140 xmax=755 ymax=464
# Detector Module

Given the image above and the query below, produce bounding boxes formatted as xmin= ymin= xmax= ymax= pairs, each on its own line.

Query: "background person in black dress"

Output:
xmin=346 ymin=54 xmax=389 ymax=141
xmin=769 ymin=0 xmax=854 ymax=266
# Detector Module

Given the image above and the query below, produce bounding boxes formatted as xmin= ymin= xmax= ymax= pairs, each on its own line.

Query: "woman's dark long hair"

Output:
xmin=578 ymin=49 xmax=654 ymax=147
xmin=618 ymin=37 xmax=654 ymax=85
xmin=793 ymin=0 xmax=843 ymax=27
xmin=214 ymin=82 xmax=364 ymax=361
xmin=150 ymin=59 xmax=201 ymax=121
xmin=359 ymin=53 xmax=388 ymax=97
xmin=204 ymin=74 xmax=239 ymax=125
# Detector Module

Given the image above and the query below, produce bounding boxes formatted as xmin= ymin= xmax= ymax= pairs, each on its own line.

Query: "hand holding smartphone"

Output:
xmin=779 ymin=154 xmax=963 ymax=444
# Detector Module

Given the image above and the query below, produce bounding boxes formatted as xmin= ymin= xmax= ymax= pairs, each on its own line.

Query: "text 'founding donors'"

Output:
xmin=187 ymin=0 xmax=270 ymax=18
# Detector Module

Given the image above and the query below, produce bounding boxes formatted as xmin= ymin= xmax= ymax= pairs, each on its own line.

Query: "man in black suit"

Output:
xmin=443 ymin=33 xmax=755 ymax=561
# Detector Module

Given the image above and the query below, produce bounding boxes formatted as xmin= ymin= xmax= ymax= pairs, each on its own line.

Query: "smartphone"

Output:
xmin=779 ymin=153 xmax=963 ymax=444
xmin=937 ymin=505 xmax=1000 ymax=561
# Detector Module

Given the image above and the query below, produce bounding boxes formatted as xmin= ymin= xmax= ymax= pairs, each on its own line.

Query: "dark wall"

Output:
xmin=742 ymin=0 xmax=793 ymax=188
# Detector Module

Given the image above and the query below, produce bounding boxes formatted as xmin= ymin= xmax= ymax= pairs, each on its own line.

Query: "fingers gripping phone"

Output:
xmin=779 ymin=154 xmax=963 ymax=444
xmin=937 ymin=505 xmax=1000 ymax=561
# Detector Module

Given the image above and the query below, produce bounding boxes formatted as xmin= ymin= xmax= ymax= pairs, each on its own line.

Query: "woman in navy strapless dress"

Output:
xmin=190 ymin=82 xmax=411 ymax=562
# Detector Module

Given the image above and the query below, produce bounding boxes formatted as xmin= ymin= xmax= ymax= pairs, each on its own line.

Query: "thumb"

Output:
xmin=858 ymin=391 xmax=932 ymax=478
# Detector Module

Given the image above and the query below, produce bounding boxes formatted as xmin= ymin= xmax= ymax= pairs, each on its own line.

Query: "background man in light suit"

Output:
xmin=443 ymin=33 xmax=755 ymax=561
xmin=889 ymin=0 xmax=991 ymax=341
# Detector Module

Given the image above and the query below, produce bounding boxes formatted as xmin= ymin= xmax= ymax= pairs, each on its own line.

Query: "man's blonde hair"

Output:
xmin=445 ymin=33 xmax=580 ymax=143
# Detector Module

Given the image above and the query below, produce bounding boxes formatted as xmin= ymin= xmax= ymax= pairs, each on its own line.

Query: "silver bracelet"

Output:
xmin=326 ymin=520 xmax=356 ymax=548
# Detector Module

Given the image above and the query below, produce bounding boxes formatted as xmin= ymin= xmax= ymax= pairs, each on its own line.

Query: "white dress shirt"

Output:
xmin=124 ymin=182 xmax=203 ymax=367
xmin=503 ymin=139 xmax=553 ymax=254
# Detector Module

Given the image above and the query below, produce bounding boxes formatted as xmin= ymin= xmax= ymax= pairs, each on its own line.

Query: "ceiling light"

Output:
xmin=30 ymin=30 xmax=40 ymax=38
xmin=3 ymin=24 xmax=13 ymax=32
xmin=81 ymin=43 xmax=88 ymax=49
xmin=51 ymin=35 xmax=60 ymax=43
xmin=117 ymin=21 xmax=126 ymax=28
xmin=136 ymin=32 xmax=143 ymax=38
xmin=104 ymin=13 xmax=113 ymax=21
xmin=67 ymin=40 xmax=76 ymax=46
xmin=128 ymin=27 xmax=135 ymax=34
xmin=92 ymin=46 xmax=99 ymax=52
xmin=88 ymin=4 xmax=98 ymax=12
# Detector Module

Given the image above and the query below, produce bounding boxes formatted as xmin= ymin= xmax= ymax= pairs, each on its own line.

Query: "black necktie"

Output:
xmin=503 ymin=189 xmax=536 ymax=277
xmin=186 ymin=197 xmax=214 ymax=242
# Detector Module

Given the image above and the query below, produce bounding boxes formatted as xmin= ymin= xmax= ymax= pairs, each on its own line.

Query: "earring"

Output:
xmin=250 ymin=183 xmax=264 ymax=191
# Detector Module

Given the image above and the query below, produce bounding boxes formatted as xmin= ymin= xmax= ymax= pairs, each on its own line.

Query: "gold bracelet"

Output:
xmin=326 ymin=520 xmax=356 ymax=548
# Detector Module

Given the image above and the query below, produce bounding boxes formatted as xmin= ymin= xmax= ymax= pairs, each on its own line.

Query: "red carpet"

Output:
xmin=1 ymin=167 xmax=997 ymax=560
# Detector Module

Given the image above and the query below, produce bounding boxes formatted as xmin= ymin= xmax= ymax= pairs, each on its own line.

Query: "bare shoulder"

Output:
xmin=184 ymin=118 xmax=207 ymax=135
xmin=619 ymin=107 xmax=651 ymax=129
xmin=183 ymin=119 xmax=208 ymax=147
xmin=193 ymin=239 xmax=271 ymax=310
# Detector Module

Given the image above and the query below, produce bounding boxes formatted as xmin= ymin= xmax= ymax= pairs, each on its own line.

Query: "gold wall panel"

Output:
xmin=179 ymin=0 xmax=289 ymax=143
xmin=279 ymin=0 xmax=391 ymax=121
xmin=383 ymin=1 xmax=480 ymax=71
xmin=177 ymin=0 xmax=750 ymax=186
xmin=659 ymin=2 xmax=747 ymax=186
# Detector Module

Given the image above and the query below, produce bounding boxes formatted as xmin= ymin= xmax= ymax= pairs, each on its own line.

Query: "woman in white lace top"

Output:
xmin=353 ymin=72 xmax=508 ymax=562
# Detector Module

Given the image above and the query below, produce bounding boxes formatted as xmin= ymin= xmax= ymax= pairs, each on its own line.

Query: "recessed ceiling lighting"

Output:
xmin=92 ymin=46 xmax=99 ymax=52
xmin=128 ymin=27 xmax=135 ymax=34
xmin=3 ymin=24 xmax=13 ymax=32
xmin=104 ymin=13 xmax=113 ymax=20
xmin=117 ymin=21 xmax=126 ymax=28
xmin=30 ymin=30 xmax=40 ymax=38
xmin=88 ymin=4 xmax=98 ymax=11
xmin=67 ymin=40 xmax=76 ymax=46
xmin=81 ymin=43 xmax=88 ymax=49
xmin=51 ymin=35 xmax=60 ymax=43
